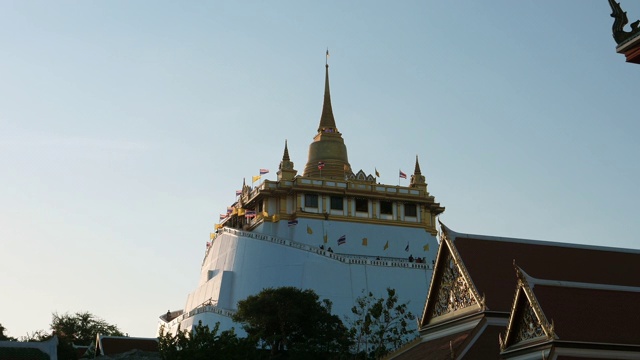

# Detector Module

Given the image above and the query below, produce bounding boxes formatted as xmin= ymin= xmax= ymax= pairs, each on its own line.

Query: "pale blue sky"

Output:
xmin=1 ymin=1 xmax=639 ymax=338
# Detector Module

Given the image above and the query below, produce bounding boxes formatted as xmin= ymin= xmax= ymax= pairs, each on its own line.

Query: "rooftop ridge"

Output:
xmin=440 ymin=222 xmax=640 ymax=255
xmin=519 ymin=266 xmax=640 ymax=293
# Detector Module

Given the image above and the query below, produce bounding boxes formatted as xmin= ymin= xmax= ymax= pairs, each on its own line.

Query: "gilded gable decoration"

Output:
xmin=429 ymin=250 xmax=477 ymax=318
xmin=422 ymin=224 xmax=484 ymax=325
xmin=500 ymin=265 xmax=556 ymax=351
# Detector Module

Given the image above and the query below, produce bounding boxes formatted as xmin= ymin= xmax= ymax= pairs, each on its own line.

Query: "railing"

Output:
xmin=163 ymin=298 xmax=236 ymax=328
xmin=205 ymin=227 xmax=432 ymax=270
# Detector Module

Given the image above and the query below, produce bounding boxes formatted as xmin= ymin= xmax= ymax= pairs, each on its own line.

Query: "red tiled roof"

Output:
xmin=450 ymin=231 xmax=640 ymax=312
xmin=533 ymin=284 xmax=640 ymax=345
xmin=459 ymin=324 xmax=503 ymax=359
xmin=98 ymin=336 xmax=158 ymax=356
xmin=389 ymin=331 xmax=471 ymax=360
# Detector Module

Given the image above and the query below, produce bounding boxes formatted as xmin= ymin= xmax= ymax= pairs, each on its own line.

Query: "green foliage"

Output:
xmin=233 ymin=287 xmax=352 ymax=359
xmin=51 ymin=311 xmax=124 ymax=346
xmin=158 ymin=321 xmax=259 ymax=360
xmin=347 ymin=288 xmax=416 ymax=359
xmin=0 ymin=322 xmax=17 ymax=341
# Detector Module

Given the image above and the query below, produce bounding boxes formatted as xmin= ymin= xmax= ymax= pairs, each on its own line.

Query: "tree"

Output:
xmin=159 ymin=321 xmax=259 ymax=360
xmin=0 ymin=323 xmax=17 ymax=341
xmin=347 ymin=288 xmax=416 ymax=359
xmin=233 ymin=287 xmax=352 ymax=359
xmin=51 ymin=311 xmax=124 ymax=346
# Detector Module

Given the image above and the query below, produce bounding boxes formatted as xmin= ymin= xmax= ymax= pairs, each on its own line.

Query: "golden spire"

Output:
xmin=318 ymin=50 xmax=337 ymax=132
xmin=282 ymin=139 xmax=291 ymax=161
xmin=410 ymin=155 xmax=427 ymax=190
xmin=303 ymin=53 xmax=352 ymax=178
xmin=278 ymin=140 xmax=297 ymax=181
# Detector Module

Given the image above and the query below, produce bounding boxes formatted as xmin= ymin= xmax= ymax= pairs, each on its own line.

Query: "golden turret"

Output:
xmin=303 ymin=62 xmax=352 ymax=178
xmin=410 ymin=155 xmax=427 ymax=191
xmin=277 ymin=140 xmax=297 ymax=181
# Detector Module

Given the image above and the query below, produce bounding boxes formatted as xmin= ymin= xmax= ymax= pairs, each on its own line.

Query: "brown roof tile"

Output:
xmin=450 ymin=231 xmax=640 ymax=312
xmin=98 ymin=336 xmax=158 ymax=356
xmin=533 ymin=284 xmax=640 ymax=345
xmin=389 ymin=331 xmax=471 ymax=360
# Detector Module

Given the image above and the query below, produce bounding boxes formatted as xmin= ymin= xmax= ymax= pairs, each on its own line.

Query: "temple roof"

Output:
xmin=445 ymin=224 xmax=640 ymax=312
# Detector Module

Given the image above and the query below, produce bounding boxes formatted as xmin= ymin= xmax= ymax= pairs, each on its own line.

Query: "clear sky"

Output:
xmin=2 ymin=0 xmax=639 ymax=338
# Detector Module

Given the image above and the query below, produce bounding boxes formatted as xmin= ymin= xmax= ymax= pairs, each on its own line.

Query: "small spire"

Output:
xmin=282 ymin=140 xmax=290 ymax=161
xmin=318 ymin=51 xmax=337 ymax=132
xmin=414 ymin=155 xmax=422 ymax=175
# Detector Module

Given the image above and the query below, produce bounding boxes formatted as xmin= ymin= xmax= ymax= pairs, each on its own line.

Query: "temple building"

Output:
xmin=609 ymin=0 xmax=640 ymax=64
xmin=388 ymin=223 xmax=640 ymax=359
xmin=158 ymin=60 xmax=444 ymax=336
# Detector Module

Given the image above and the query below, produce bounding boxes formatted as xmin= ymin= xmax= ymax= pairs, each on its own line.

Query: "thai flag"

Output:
xmin=219 ymin=214 xmax=227 ymax=220
xmin=259 ymin=169 xmax=269 ymax=175
xmin=288 ymin=219 xmax=298 ymax=227
xmin=227 ymin=207 xmax=233 ymax=214
xmin=337 ymin=235 xmax=346 ymax=245
xmin=236 ymin=190 xmax=242 ymax=196
xmin=245 ymin=210 xmax=256 ymax=218
xmin=399 ymin=170 xmax=407 ymax=179
xmin=318 ymin=161 xmax=325 ymax=170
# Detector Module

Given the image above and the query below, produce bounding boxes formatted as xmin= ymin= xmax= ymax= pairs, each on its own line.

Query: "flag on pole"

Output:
xmin=259 ymin=169 xmax=269 ymax=175
xmin=323 ymin=234 xmax=328 ymax=243
xmin=423 ymin=244 xmax=430 ymax=252
xmin=236 ymin=190 xmax=242 ymax=196
xmin=318 ymin=161 xmax=325 ymax=170
xmin=375 ymin=168 xmax=380 ymax=177
xmin=337 ymin=235 xmax=346 ymax=245
xmin=362 ymin=238 xmax=368 ymax=246
xmin=399 ymin=170 xmax=407 ymax=179
xmin=405 ymin=242 xmax=409 ymax=252
xmin=245 ymin=210 xmax=256 ymax=218
xmin=227 ymin=207 xmax=233 ymax=214
xmin=210 ymin=232 xmax=215 ymax=240
xmin=307 ymin=225 xmax=313 ymax=234
xmin=384 ymin=240 xmax=389 ymax=250
xmin=288 ymin=219 xmax=298 ymax=227
xmin=252 ymin=175 xmax=261 ymax=183
xmin=219 ymin=214 xmax=227 ymax=220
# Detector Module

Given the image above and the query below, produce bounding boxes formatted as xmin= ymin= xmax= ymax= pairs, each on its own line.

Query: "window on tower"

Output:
xmin=355 ymin=198 xmax=368 ymax=212
xmin=330 ymin=196 xmax=344 ymax=210
xmin=305 ymin=194 xmax=319 ymax=208
xmin=380 ymin=201 xmax=393 ymax=215
xmin=404 ymin=203 xmax=417 ymax=217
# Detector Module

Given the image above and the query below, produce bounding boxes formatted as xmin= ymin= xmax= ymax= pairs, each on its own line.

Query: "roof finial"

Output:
xmin=282 ymin=140 xmax=290 ymax=161
xmin=326 ymin=48 xmax=330 ymax=66
xmin=318 ymin=51 xmax=337 ymax=132
xmin=414 ymin=155 xmax=422 ymax=175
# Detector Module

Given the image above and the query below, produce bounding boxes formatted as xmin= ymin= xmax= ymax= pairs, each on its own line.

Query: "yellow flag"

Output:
xmin=384 ymin=240 xmax=389 ymax=250
xmin=323 ymin=234 xmax=328 ymax=243
xmin=423 ymin=244 xmax=430 ymax=251
xmin=375 ymin=168 xmax=380 ymax=177
xmin=307 ymin=225 xmax=313 ymax=234
xmin=362 ymin=238 xmax=368 ymax=246
xmin=210 ymin=232 xmax=215 ymax=240
xmin=252 ymin=175 xmax=261 ymax=183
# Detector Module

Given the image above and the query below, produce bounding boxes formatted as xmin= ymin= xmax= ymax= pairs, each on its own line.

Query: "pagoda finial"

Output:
xmin=278 ymin=139 xmax=297 ymax=181
xmin=414 ymin=155 xmax=422 ymax=175
xmin=410 ymin=155 xmax=427 ymax=190
xmin=282 ymin=139 xmax=290 ymax=161
xmin=318 ymin=49 xmax=337 ymax=132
